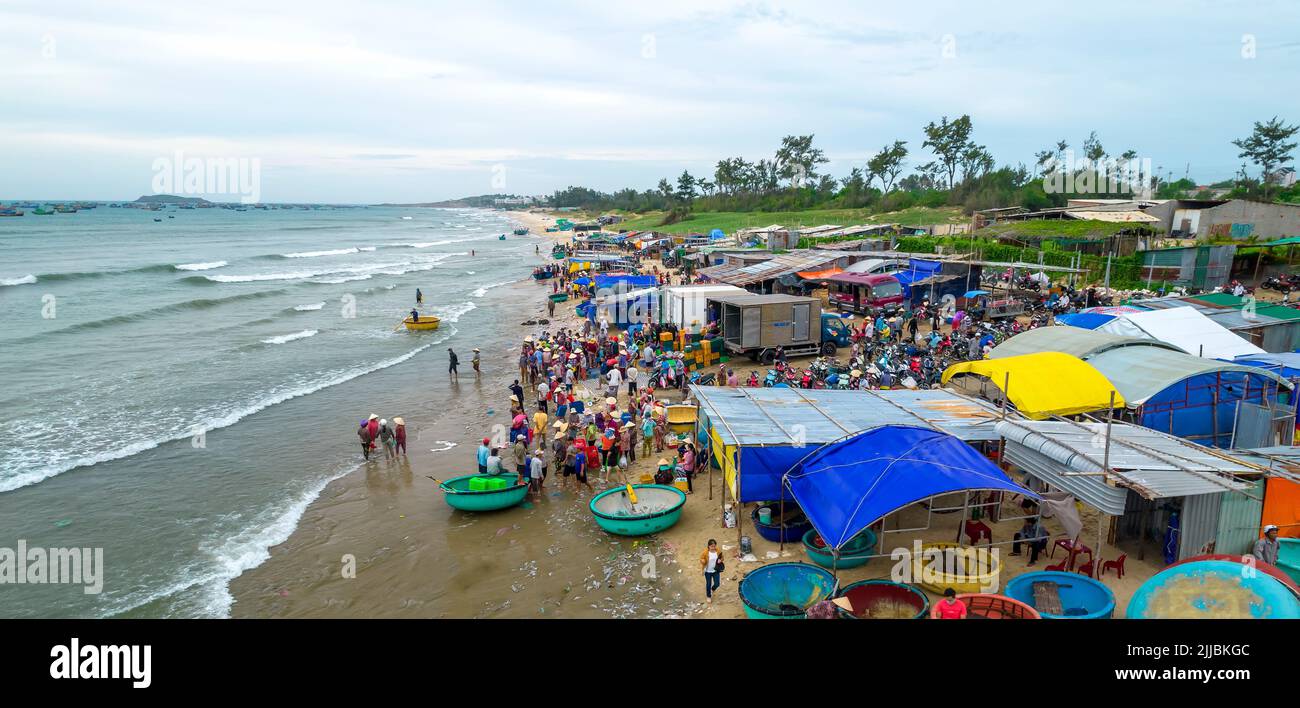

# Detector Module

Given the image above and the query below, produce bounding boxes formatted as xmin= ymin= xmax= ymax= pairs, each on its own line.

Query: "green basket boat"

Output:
xmin=439 ymin=474 xmax=529 ymax=512
xmin=801 ymin=528 xmax=877 ymax=569
xmin=548 ymin=293 xmax=569 ymax=303
xmin=589 ymin=484 xmax=686 ymax=536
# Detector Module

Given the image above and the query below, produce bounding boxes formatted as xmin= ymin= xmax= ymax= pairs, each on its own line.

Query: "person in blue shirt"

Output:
xmin=476 ymin=437 xmax=491 ymax=474
xmin=979 ymin=333 xmax=995 ymax=350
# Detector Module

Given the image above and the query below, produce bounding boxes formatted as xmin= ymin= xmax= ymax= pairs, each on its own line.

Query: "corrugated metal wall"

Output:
xmin=1215 ymin=479 xmax=1266 ymax=556
xmin=1179 ymin=492 xmax=1222 ymax=560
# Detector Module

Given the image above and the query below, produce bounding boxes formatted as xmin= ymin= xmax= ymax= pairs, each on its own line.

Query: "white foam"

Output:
xmin=261 ymin=329 xmax=318 ymax=345
xmin=175 ymin=261 xmax=227 ymax=271
xmin=293 ymin=302 xmax=326 ymax=311
xmin=313 ymin=274 xmax=373 ymax=284
xmin=429 ymin=441 xmax=459 ymax=453
xmin=437 ymin=301 xmax=477 ymax=323
xmin=1 ymin=274 xmax=37 ymax=286
xmin=471 ymin=279 xmax=517 ymax=297
xmin=283 ymin=248 xmax=358 ymax=258
xmin=358 ymin=246 xmax=377 ymax=252
xmin=208 ymin=261 xmax=406 ymax=283
xmin=0 ymin=338 xmax=444 ymax=494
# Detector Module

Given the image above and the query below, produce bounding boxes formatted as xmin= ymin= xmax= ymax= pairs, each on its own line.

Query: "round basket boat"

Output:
xmin=912 ymin=542 xmax=1000 ymax=595
xmin=589 ymin=484 xmax=686 ymax=536
xmin=835 ymin=580 xmax=929 ymax=619
xmin=1004 ymin=571 xmax=1116 ymax=619
xmin=548 ymin=293 xmax=569 ymax=303
xmin=402 ymin=315 xmax=441 ymax=331
xmin=930 ymin=593 xmax=1040 ymax=619
xmin=1126 ymin=559 xmax=1300 ymax=619
xmin=802 ymin=528 xmax=877 ymax=570
xmin=738 ymin=562 xmax=838 ymax=619
xmin=439 ymin=474 xmax=529 ymax=512
xmin=750 ymin=504 xmax=813 ymax=544
xmin=1171 ymin=553 xmax=1300 ymax=599
xmin=1281 ymin=539 xmax=1300 ymax=587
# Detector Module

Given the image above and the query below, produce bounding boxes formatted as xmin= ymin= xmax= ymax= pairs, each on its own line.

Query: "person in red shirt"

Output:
xmin=393 ymin=417 xmax=407 ymax=455
xmin=935 ymin=588 xmax=967 ymax=619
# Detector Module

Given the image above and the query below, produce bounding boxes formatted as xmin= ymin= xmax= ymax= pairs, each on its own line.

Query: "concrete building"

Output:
xmin=1143 ymin=199 xmax=1300 ymax=239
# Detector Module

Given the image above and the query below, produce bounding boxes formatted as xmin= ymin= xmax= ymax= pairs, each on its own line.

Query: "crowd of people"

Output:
xmin=355 ymin=413 xmax=407 ymax=461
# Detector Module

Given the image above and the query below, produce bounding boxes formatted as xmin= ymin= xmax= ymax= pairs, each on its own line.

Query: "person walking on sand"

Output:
xmin=357 ymin=419 xmax=374 ymax=460
xmin=529 ymin=449 xmax=545 ymax=493
xmin=393 ymin=417 xmax=407 ymax=456
xmin=378 ymin=418 xmax=396 ymax=460
xmin=701 ymin=539 xmax=724 ymax=604
xmin=512 ymin=436 xmax=528 ymax=479
xmin=472 ymin=348 xmax=481 ymax=378
xmin=641 ymin=413 xmax=655 ymax=459
xmin=447 ymin=348 xmax=460 ymax=381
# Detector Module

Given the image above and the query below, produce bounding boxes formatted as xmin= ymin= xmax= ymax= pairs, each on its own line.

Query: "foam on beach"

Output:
xmin=261 ymin=329 xmax=319 ymax=345
xmin=1 ymin=274 xmax=37 ymax=286
xmin=282 ymin=248 xmax=359 ymax=258
xmin=175 ymin=261 xmax=228 ymax=271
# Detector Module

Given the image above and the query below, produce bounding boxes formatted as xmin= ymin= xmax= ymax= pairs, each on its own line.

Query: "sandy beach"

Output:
xmin=228 ymin=211 xmax=1165 ymax=619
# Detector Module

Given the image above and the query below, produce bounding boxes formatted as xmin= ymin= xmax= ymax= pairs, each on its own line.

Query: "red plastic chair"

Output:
xmin=1075 ymin=559 xmax=1094 ymax=578
xmin=964 ymin=520 xmax=992 ymax=547
xmin=1101 ymin=554 xmax=1127 ymax=579
xmin=1045 ymin=559 xmax=1068 ymax=572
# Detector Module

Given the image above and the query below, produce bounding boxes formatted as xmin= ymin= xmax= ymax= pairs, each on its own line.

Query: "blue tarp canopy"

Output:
xmin=594 ymin=274 xmax=657 ymax=291
xmin=709 ymin=228 xmax=726 ymax=240
xmin=1055 ymin=312 xmax=1116 ymax=330
xmin=573 ymin=277 xmax=592 ymax=287
xmin=892 ymin=259 xmax=942 ymax=298
xmin=1232 ymin=352 xmax=1300 ymax=379
xmin=786 ymin=425 xmax=1036 ymax=550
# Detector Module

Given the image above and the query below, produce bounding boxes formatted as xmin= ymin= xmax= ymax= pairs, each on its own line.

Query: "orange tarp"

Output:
xmin=798 ymin=267 xmax=843 ymax=280
xmin=1262 ymin=477 xmax=1300 ymax=538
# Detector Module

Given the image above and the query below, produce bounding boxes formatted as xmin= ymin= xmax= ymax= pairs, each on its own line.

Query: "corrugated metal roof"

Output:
xmin=1084 ymin=347 xmax=1292 ymax=405
xmin=1230 ymin=446 xmax=1300 ymax=483
xmin=692 ymin=386 xmax=1005 ymax=447
xmin=1066 ymin=209 xmax=1161 ymax=223
xmin=699 ymin=250 xmax=862 ymax=286
xmin=995 ymin=419 xmax=1257 ymax=500
xmin=989 ymin=325 xmax=1186 ymax=359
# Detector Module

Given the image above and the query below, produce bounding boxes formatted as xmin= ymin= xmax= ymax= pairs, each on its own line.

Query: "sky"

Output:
xmin=1 ymin=0 xmax=1298 ymax=203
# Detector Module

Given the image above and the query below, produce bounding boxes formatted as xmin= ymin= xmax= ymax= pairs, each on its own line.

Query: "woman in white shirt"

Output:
xmin=699 ymin=539 xmax=723 ymax=604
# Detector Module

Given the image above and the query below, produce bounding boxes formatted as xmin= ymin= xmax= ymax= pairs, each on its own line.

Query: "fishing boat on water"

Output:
xmin=32 ymin=207 xmax=54 ymax=215
xmin=498 ymin=234 xmax=507 ymax=240
xmin=512 ymin=227 xmax=528 ymax=235
xmin=0 ymin=206 xmax=24 ymax=217
xmin=401 ymin=314 xmax=441 ymax=331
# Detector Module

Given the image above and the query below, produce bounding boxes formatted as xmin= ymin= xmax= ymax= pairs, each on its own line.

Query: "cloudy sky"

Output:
xmin=2 ymin=0 xmax=1298 ymax=202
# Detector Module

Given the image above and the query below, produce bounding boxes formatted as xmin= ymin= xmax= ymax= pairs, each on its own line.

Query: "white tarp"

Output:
xmin=843 ymin=258 xmax=905 ymax=274
xmin=1094 ymin=307 xmax=1265 ymax=359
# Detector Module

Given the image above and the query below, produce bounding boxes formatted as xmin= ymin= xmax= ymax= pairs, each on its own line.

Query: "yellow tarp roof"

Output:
xmin=941 ymin=351 xmax=1125 ymax=419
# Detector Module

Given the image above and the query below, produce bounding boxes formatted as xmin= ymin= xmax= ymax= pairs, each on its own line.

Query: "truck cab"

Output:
xmin=826 ymin=273 xmax=905 ymax=315
xmin=820 ymin=313 xmax=851 ymax=353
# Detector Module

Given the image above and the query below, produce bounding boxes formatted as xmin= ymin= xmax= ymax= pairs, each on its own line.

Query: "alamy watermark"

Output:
xmin=1042 ymin=150 xmax=1153 ymax=197
xmin=0 ymin=540 xmax=104 ymax=594
xmin=151 ymin=150 xmax=261 ymax=204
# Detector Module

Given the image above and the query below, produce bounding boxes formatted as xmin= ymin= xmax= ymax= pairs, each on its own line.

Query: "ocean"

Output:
xmin=0 ymin=205 xmax=533 ymax=617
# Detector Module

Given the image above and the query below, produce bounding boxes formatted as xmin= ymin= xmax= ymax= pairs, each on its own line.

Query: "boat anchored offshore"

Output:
xmin=401 ymin=314 xmax=441 ymax=331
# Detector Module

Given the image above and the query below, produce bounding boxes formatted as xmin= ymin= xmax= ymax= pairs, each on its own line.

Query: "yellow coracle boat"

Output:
xmin=665 ymin=404 xmax=698 ymax=432
xmin=402 ymin=315 xmax=441 ymax=331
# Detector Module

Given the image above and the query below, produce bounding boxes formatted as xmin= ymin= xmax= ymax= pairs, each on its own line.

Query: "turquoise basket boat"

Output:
xmin=802 ymin=528 xmax=876 ymax=569
xmin=1004 ymin=571 xmax=1116 ymax=619
xmin=439 ymin=474 xmax=529 ymax=512
xmin=589 ymin=484 xmax=686 ymax=536
xmin=1126 ymin=559 xmax=1300 ymax=619
xmin=738 ymin=562 xmax=838 ymax=619
xmin=1279 ymin=539 xmax=1300 ymax=587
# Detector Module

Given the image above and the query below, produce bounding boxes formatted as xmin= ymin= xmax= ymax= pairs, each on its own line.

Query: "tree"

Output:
xmin=774 ymin=134 xmax=829 ymax=188
xmin=921 ymin=115 xmax=973 ymax=189
xmin=959 ymin=144 xmax=994 ymax=184
xmin=1034 ymin=139 xmax=1068 ymax=177
xmin=656 ymin=178 xmax=675 ymax=204
xmin=1233 ymin=116 xmax=1300 ymax=201
xmin=867 ymin=140 xmax=908 ymax=193
xmin=675 ymin=170 xmax=697 ymax=206
xmin=1082 ymin=131 xmax=1106 ymax=162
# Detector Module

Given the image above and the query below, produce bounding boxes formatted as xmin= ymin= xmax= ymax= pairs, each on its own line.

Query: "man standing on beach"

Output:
xmin=357 ymin=420 xmax=373 ymax=460
xmin=472 ymin=348 xmax=481 ymax=378
xmin=448 ymin=348 xmax=460 ymax=381
xmin=477 ymin=437 xmax=491 ymax=475
xmin=510 ymin=380 xmax=525 ymax=408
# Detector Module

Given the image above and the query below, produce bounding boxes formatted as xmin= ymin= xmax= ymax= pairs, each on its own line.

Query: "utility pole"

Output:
xmin=1103 ymin=251 xmax=1113 ymax=289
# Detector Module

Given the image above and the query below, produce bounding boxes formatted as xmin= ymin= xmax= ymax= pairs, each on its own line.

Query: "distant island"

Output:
xmin=375 ymin=194 xmax=537 ymax=209
xmin=135 ymin=194 xmax=212 ymax=205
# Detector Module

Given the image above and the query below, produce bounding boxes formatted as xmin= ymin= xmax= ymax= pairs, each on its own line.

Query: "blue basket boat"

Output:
xmin=739 ymin=562 xmax=838 ymax=619
xmin=1126 ymin=559 xmax=1300 ymax=619
xmin=1004 ymin=571 xmax=1116 ymax=619
xmin=801 ymin=528 xmax=876 ymax=569
xmin=751 ymin=504 xmax=813 ymax=544
xmin=835 ymin=580 xmax=930 ymax=619
xmin=439 ymin=474 xmax=529 ymax=512
xmin=589 ymin=484 xmax=686 ymax=536
xmin=1279 ymin=539 xmax=1300 ymax=587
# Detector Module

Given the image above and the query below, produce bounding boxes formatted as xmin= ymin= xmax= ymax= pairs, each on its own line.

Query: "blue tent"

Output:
xmin=892 ymin=259 xmax=942 ymax=299
xmin=573 ymin=276 xmax=593 ymax=287
xmin=1055 ymin=312 xmax=1115 ymax=330
xmin=709 ymin=228 xmax=726 ymax=240
xmin=786 ymin=425 xmax=1035 ymax=550
xmin=1233 ymin=352 xmax=1300 ymax=380
xmin=594 ymin=274 xmax=657 ymax=291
